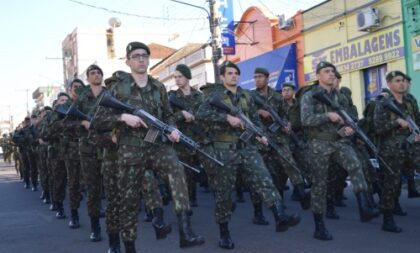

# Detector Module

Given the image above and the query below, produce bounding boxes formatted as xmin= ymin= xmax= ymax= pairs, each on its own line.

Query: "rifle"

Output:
xmin=208 ymin=92 xmax=300 ymax=172
xmin=99 ymin=91 xmax=224 ymax=167
xmin=251 ymin=94 xmax=302 ymax=147
xmin=312 ymin=91 xmax=393 ymax=174
xmin=383 ymin=99 xmax=420 ymax=144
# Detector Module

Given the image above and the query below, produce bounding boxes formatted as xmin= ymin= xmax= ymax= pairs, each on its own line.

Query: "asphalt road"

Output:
xmin=0 ymin=161 xmax=419 ymax=253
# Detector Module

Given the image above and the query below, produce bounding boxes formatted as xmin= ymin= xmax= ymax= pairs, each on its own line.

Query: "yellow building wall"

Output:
xmin=303 ymin=0 xmax=405 ymax=115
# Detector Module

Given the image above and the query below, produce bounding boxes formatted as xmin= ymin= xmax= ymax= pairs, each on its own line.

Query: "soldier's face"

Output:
xmin=126 ymin=48 xmax=149 ymax=75
xmin=87 ymin=70 xmax=103 ymax=86
xmin=221 ymin=67 xmax=239 ymax=87
xmin=70 ymin=82 xmax=83 ymax=98
xmin=317 ymin=67 xmax=335 ymax=87
xmin=282 ymin=86 xmax=294 ymax=100
xmin=254 ymin=74 xmax=268 ymax=89
xmin=388 ymin=76 xmax=407 ymax=94
xmin=174 ymin=71 xmax=188 ymax=89
xmin=57 ymin=95 xmax=68 ymax=105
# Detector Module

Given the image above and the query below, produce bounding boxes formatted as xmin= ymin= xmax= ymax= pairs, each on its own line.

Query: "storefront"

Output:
xmin=237 ymin=43 xmax=297 ymax=90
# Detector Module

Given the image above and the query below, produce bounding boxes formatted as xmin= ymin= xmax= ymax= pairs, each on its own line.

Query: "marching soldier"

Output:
xmin=373 ymin=70 xmax=420 ymax=232
xmin=95 ymin=42 xmax=204 ymax=253
xmin=196 ymin=61 xmax=301 ymax=249
xmin=300 ymin=61 xmax=379 ymax=240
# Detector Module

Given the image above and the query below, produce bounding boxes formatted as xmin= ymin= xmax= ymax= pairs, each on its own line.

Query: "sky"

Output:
xmin=0 ymin=0 xmax=323 ymax=126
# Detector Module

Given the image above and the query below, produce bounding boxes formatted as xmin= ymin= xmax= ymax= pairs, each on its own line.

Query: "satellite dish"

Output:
xmin=109 ymin=17 xmax=121 ymax=28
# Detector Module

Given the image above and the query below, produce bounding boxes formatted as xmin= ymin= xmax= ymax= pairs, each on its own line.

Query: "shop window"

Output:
xmin=363 ymin=64 xmax=387 ymax=105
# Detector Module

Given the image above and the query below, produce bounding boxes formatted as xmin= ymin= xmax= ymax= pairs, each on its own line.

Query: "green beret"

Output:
xmin=335 ymin=71 xmax=342 ymax=79
xmin=254 ymin=67 xmax=269 ymax=77
xmin=175 ymin=64 xmax=192 ymax=79
xmin=386 ymin=70 xmax=405 ymax=82
xmin=86 ymin=64 xmax=103 ymax=77
xmin=57 ymin=92 xmax=70 ymax=99
xmin=126 ymin=41 xmax=150 ymax=57
xmin=44 ymin=106 xmax=53 ymax=111
xmin=220 ymin=60 xmax=241 ymax=75
xmin=281 ymin=82 xmax=295 ymax=89
xmin=316 ymin=61 xmax=336 ymax=74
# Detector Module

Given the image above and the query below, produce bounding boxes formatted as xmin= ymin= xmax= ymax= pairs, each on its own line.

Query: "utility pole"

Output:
xmin=209 ymin=0 xmax=221 ymax=83
xmin=170 ymin=0 xmax=222 ymax=83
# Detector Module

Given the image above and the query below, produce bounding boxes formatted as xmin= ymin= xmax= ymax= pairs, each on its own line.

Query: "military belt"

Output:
xmin=212 ymin=133 xmax=239 ymax=143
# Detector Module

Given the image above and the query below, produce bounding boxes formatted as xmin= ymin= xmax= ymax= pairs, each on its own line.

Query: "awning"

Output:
xmin=237 ymin=43 xmax=297 ymax=91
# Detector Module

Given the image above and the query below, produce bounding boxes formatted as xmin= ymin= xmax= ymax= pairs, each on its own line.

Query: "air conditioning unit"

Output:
xmin=357 ymin=7 xmax=380 ymax=32
xmin=278 ymin=14 xmax=293 ymax=30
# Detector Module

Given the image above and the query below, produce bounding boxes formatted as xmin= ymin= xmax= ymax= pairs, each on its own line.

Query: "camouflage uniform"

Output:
xmin=36 ymin=114 xmax=51 ymax=198
xmin=46 ymin=111 xmax=68 ymax=206
xmin=169 ymin=88 xmax=205 ymax=204
xmin=96 ymin=72 xmax=190 ymax=242
xmin=373 ymin=94 xmax=420 ymax=210
xmin=75 ymin=85 xmax=103 ymax=219
xmin=251 ymin=87 xmax=304 ymax=193
xmin=196 ymin=85 xmax=283 ymax=224
xmin=300 ymin=85 xmax=368 ymax=214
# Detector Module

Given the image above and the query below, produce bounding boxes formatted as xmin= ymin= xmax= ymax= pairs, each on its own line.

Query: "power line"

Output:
xmin=67 ymin=0 xmax=205 ymax=21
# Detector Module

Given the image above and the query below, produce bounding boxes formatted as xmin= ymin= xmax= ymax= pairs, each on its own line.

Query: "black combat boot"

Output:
xmin=295 ymin=183 xmax=311 ymax=210
xmin=407 ymin=177 xmax=420 ymax=198
xmin=367 ymin=192 xmax=380 ymax=214
xmin=177 ymin=211 xmax=205 ymax=248
xmin=393 ymin=198 xmax=407 ymax=216
xmin=143 ymin=207 xmax=153 ymax=222
xmin=123 ymin=241 xmax=136 ymax=253
xmin=218 ymin=222 xmax=234 ymax=249
xmin=49 ymin=201 xmax=58 ymax=211
xmin=382 ymin=209 xmax=402 ymax=233
xmin=108 ymin=233 xmax=121 ymax=253
xmin=270 ymin=200 xmax=301 ymax=232
xmin=55 ymin=202 xmax=66 ymax=219
xmin=151 ymin=208 xmax=172 ymax=240
xmin=326 ymin=198 xmax=339 ymax=220
xmin=69 ymin=209 xmax=80 ymax=229
xmin=31 ymin=183 xmax=38 ymax=192
xmin=89 ymin=217 xmax=102 ymax=242
xmin=43 ymin=192 xmax=51 ymax=204
xmin=252 ymin=202 xmax=269 ymax=225
xmin=40 ymin=191 xmax=46 ymax=200
xmin=356 ymin=192 xmax=380 ymax=222
xmin=24 ymin=178 xmax=30 ymax=189
xmin=313 ymin=213 xmax=333 ymax=240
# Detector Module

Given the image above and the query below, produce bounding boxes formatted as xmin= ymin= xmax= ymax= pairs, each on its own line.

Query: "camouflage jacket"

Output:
xmin=168 ymin=87 xmax=205 ymax=141
xmin=196 ymin=84 xmax=263 ymax=147
xmin=96 ymin=71 xmax=175 ymax=149
xmin=373 ymin=93 xmax=420 ymax=149
xmin=251 ymin=86 xmax=289 ymax=145
xmin=76 ymin=85 xmax=105 ymax=154
xmin=300 ymin=85 xmax=354 ymax=142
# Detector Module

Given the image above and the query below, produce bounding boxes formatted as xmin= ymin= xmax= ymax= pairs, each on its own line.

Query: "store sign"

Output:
xmin=219 ymin=0 xmax=236 ymax=55
xmin=412 ymin=35 xmax=420 ymax=71
xmin=304 ymin=26 xmax=405 ymax=81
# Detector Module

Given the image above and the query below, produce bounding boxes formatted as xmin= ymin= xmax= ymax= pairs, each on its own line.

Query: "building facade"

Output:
xmin=402 ymin=0 xmax=420 ymax=100
xmin=226 ymin=6 xmax=304 ymax=90
xmin=303 ymin=0 xmax=405 ymax=114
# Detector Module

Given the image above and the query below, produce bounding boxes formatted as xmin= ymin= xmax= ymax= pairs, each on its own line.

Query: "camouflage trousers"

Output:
xmin=205 ymin=142 xmax=281 ymax=224
xmin=291 ymin=141 xmax=311 ymax=185
xmin=141 ymin=169 xmax=163 ymax=211
xmin=380 ymin=144 xmax=420 ymax=210
xmin=51 ymin=158 xmax=67 ymax=203
xmin=308 ymin=139 xmax=368 ymax=214
xmin=65 ymin=158 xmax=81 ymax=211
xmin=102 ymin=149 xmax=120 ymax=234
xmin=37 ymin=145 xmax=50 ymax=193
xmin=260 ymin=144 xmax=304 ymax=191
xmin=80 ymin=152 xmax=102 ymax=218
xmin=20 ymin=149 xmax=38 ymax=186
xmin=118 ymin=143 xmax=189 ymax=242
xmin=177 ymin=152 xmax=199 ymax=202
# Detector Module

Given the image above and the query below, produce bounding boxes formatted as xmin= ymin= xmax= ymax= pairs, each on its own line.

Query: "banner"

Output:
xmin=218 ymin=0 xmax=235 ymax=55
xmin=304 ymin=26 xmax=405 ymax=81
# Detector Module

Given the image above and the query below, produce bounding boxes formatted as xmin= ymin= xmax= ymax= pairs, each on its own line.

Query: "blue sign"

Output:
xmin=218 ymin=0 xmax=235 ymax=55
xmin=237 ymin=43 xmax=297 ymax=91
